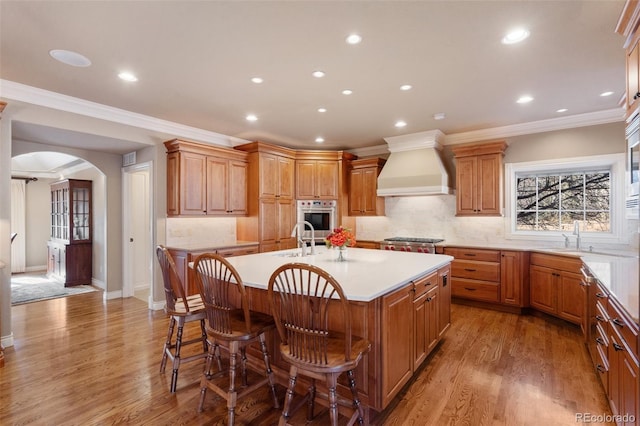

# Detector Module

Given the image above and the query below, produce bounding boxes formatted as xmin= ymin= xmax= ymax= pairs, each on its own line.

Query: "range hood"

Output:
xmin=377 ymin=129 xmax=453 ymax=197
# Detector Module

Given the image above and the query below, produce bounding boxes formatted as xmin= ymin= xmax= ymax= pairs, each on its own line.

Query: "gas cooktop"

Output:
xmin=383 ymin=237 xmax=445 ymax=244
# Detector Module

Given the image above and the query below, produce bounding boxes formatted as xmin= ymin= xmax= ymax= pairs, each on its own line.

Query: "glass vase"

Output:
xmin=337 ymin=246 xmax=347 ymax=262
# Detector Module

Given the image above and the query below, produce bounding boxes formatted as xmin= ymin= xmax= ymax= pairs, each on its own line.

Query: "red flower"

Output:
xmin=325 ymin=226 xmax=356 ymax=248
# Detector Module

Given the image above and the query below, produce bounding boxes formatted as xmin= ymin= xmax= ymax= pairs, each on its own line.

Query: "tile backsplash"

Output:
xmin=166 ymin=217 xmax=237 ymax=247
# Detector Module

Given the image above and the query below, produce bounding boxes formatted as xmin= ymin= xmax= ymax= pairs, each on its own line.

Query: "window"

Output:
xmin=505 ymin=154 xmax=626 ymax=242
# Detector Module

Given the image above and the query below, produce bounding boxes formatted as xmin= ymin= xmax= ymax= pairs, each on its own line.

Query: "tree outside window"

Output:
xmin=515 ymin=171 xmax=610 ymax=232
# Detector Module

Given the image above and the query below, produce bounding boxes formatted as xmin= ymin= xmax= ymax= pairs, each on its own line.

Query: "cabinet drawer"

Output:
xmin=451 ymin=278 xmax=500 ymax=303
xmin=595 ymin=301 xmax=609 ymax=324
xmin=444 ymin=247 xmax=500 ymax=262
xmin=451 ymin=260 xmax=500 ymax=282
xmin=530 ymin=252 xmax=582 ymax=274
xmin=595 ymin=343 xmax=609 ymax=392
xmin=413 ymin=271 xmax=438 ymax=298
xmin=595 ymin=323 xmax=609 ymax=349
xmin=217 ymin=245 xmax=259 ymax=257
xmin=607 ymin=298 xmax=639 ymax=356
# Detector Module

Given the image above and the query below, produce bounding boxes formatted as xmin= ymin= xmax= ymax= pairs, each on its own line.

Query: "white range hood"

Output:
xmin=377 ymin=129 xmax=453 ymax=197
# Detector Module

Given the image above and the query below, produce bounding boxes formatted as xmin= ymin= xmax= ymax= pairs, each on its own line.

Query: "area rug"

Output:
xmin=11 ymin=274 xmax=97 ymax=305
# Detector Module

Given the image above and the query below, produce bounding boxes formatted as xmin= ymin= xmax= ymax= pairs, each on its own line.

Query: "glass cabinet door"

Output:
xmin=49 ymin=179 xmax=92 ymax=243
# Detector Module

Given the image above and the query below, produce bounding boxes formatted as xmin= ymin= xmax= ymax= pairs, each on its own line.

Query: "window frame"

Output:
xmin=504 ymin=153 xmax=626 ymax=243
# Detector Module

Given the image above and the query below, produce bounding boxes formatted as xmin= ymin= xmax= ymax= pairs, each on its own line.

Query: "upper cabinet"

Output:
xmin=349 ymin=158 xmax=386 ymax=216
xmin=451 ymin=141 xmax=507 ymax=216
xmin=164 ymin=139 xmax=248 ymax=217
xmin=616 ymin=0 xmax=640 ymax=117
xmin=295 ymin=151 xmax=340 ymax=199
xmin=258 ymin=151 xmax=295 ymax=199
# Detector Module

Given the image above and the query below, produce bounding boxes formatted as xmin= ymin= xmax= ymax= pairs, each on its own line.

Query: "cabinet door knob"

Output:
xmin=612 ymin=318 xmax=625 ymax=328
xmin=613 ymin=343 xmax=625 ymax=352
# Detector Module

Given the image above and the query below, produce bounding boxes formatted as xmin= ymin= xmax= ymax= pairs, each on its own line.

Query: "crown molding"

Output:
xmin=443 ymin=108 xmax=625 ymax=145
xmin=0 ymin=80 xmax=250 ymax=147
xmin=348 ymin=144 xmax=389 ymax=157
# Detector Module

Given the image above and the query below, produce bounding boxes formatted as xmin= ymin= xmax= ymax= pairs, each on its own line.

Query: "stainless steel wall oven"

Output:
xmin=296 ymin=200 xmax=337 ymax=242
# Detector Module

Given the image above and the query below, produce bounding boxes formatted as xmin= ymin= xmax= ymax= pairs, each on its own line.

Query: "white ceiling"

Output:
xmin=0 ymin=0 xmax=629 ymax=158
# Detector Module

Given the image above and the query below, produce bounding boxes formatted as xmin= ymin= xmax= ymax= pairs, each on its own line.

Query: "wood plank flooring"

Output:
xmin=0 ymin=291 xmax=613 ymax=425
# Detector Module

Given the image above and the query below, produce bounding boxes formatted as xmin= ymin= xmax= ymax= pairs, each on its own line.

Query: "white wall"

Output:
xmin=24 ymin=178 xmax=54 ymax=270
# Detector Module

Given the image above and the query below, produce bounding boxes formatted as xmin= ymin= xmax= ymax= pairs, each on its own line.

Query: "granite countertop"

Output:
xmin=165 ymin=240 xmax=259 ymax=252
xmin=200 ymin=246 xmax=453 ymax=302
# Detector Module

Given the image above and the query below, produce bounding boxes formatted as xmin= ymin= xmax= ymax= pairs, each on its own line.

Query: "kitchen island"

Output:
xmin=211 ymin=246 xmax=453 ymax=413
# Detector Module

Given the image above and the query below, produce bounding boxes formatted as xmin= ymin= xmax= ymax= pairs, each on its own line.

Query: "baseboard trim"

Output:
xmin=25 ymin=265 xmax=47 ymax=273
xmin=91 ymin=278 xmax=106 ymax=290
xmin=104 ymin=290 xmax=122 ymax=300
xmin=150 ymin=300 xmax=165 ymax=311
xmin=1 ymin=332 xmax=14 ymax=348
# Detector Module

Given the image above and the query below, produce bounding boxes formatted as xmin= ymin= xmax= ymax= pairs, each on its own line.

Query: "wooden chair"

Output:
xmin=193 ymin=253 xmax=279 ymax=425
xmin=268 ymin=263 xmax=371 ymax=426
xmin=156 ymin=245 xmax=208 ymax=393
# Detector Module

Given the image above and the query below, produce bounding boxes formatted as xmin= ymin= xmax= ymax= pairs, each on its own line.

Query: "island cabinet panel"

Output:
xmin=438 ymin=264 xmax=452 ymax=338
xmin=413 ymin=272 xmax=439 ymax=370
xmin=381 ymin=283 xmax=414 ymax=408
xmin=529 ymin=253 xmax=584 ymax=325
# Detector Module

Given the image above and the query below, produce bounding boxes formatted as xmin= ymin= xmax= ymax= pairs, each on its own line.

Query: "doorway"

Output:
xmin=122 ymin=162 xmax=153 ymax=307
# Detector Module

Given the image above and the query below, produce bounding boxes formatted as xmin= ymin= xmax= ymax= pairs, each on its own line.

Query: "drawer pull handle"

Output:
xmin=464 ymin=253 xmax=476 ymax=256
xmin=595 ymin=315 xmax=606 ymax=322
xmin=596 ymin=292 xmax=606 ymax=299
xmin=464 ymin=268 xmax=477 ymax=272
xmin=613 ymin=343 xmax=625 ymax=352
xmin=596 ymin=364 xmax=607 ymax=373
xmin=612 ymin=318 xmax=624 ymax=328
xmin=595 ymin=337 xmax=606 ymax=346
xmin=464 ymin=287 xmax=477 ymax=291
xmin=427 ymin=296 xmax=434 ymax=302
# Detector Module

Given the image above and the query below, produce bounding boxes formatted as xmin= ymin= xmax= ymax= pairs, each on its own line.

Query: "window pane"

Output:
xmin=516 ymin=177 xmax=537 ymax=210
xmin=537 ymin=176 xmax=559 ymax=210
xmin=516 ymin=211 xmax=536 ymax=230
xmin=560 ymin=211 xmax=584 ymax=231
xmin=585 ymin=172 xmax=610 ymax=210
xmin=585 ymin=212 xmax=610 ymax=232
xmin=561 ymin=174 xmax=584 ymax=210
xmin=538 ymin=211 xmax=559 ymax=230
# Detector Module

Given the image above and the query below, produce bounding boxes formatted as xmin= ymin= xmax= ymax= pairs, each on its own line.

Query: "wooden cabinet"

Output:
xmin=616 ymin=0 xmax=640 ymax=117
xmin=500 ymin=251 xmax=530 ymax=307
xmin=381 ymin=266 xmax=450 ymax=408
xmin=529 ymin=253 xmax=584 ymax=325
xmin=164 ymin=139 xmax=248 ymax=216
xmin=438 ymin=264 xmax=451 ymax=338
xmin=47 ymin=179 xmax=92 ymax=286
xmin=235 ymin=142 xmax=297 ymax=252
xmin=295 ymin=152 xmax=339 ymax=199
xmin=606 ymin=296 xmax=639 ymax=425
xmin=348 ymin=158 xmax=386 ymax=216
xmin=354 ymin=240 xmax=381 ymax=249
xmin=451 ymin=141 xmax=507 ymax=216
xmin=445 ymin=247 xmax=501 ymax=303
xmin=169 ymin=244 xmax=259 ymax=296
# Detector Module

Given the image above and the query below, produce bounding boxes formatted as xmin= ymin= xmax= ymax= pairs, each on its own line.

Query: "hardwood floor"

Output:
xmin=0 ymin=292 xmax=613 ymax=425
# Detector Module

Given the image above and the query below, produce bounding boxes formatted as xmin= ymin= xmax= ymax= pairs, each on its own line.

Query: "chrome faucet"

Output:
xmin=291 ymin=221 xmax=315 ymax=256
xmin=573 ymin=220 xmax=581 ymax=250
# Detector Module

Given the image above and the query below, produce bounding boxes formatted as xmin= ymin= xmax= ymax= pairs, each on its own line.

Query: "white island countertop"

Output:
xmin=219 ymin=246 xmax=453 ymax=302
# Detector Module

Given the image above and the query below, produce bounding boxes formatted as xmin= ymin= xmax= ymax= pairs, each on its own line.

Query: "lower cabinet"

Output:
xmin=438 ymin=264 xmax=451 ymax=338
xmin=381 ymin=266 xmax=448 ymax=408
xmin=529 ymin=253 xmax=584 ymax=325
xmin=47 ymin=241 xmax=92 ymax=286
xmin=168 ymin=244 xmax=259 ymax=295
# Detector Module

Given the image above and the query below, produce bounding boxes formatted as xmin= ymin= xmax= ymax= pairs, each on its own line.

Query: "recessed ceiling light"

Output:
xmin=312 ymin=70 xmax=325 ymax=78
xmin=315 ymin=137 xmax=325 ymax=143
xmin=433 ymin=112 xmax=446 ymax=120
xmin=118 ymin=71 xmax=138 ymax=82
xmin=342 ymin=89 xmax=353 ymax=95
xmin=502 ymin=28 xmax=530 ymax=45
xmin=49 ymin=49 xmax=91 ymax=67
xmin=346 ymin=34 xmax=362 ymax=45
xmin=600 ymin=91 xmax=614 ymax=97
xmin=246 ymin=114 xmax=258 ymax=122
xmin=318 ymin=107 xmax=327 ymax=113
xmin=516 ymin=95 xmax=534 ymax=104
xmin=400 ymin=84 xmax=412 ymax=91
xmin=251 ymin=77 xmax=263 ymax=84
xmin=395 ymin=120 xmax=407 ymax=128
xmin=556 ymin=108 xmax=568 ymax=113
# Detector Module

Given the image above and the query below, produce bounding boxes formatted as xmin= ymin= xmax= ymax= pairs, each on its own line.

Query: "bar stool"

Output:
xmin=268 ymin=263 xmax=371 ymax=426
xmin=156 ymin=245 xmax=209 ymax=393
xmin=193 ymin=253 xmax=279 ymax=426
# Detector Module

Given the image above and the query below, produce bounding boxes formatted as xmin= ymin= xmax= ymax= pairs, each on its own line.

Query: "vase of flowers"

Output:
xmin=325 ymin=227 xmax=356 ymax=261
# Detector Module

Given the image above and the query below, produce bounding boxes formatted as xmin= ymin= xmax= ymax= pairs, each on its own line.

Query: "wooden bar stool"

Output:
xmin=193 ymin=253 xmax=279 ymax=426
xmin=268 ymin=263 xmax=371 ymax=426
xmin=156 ymin=245 xmax=208 ymax=393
